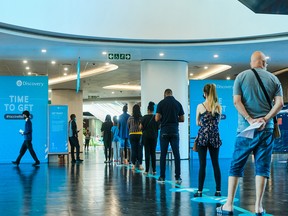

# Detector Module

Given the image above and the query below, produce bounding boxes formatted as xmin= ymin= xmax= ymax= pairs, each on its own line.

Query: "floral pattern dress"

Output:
xmin=195 ymin=104 xmax=222 ymax=148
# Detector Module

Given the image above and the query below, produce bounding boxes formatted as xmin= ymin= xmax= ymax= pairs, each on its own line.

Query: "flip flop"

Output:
xmin=216 ymin=205 xmax=233 ymax=215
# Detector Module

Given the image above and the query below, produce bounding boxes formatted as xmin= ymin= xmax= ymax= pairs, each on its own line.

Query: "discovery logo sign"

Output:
xmin=16 ymin=79 xmax=45 ymax=87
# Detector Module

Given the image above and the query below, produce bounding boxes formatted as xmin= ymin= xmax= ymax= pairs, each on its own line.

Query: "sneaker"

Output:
xmin=32 ymin=161 xmax=40 ymax=167
xmin=157 ymin=177 xmax=165 ymax=182
xmin=175 ymin=177 xmax=182 ymax=184
xmin=152 ymin=172 xmax=157 ymax=175
xmin=215 ymin=191 xmax=221 ymax=197
xmin=194 ymin=191 xmax=202 ymax=197
xmin=12 ymin=161 xmax=19 ymax=166
xmin=76 ymin=159 xmax=83 ymax=162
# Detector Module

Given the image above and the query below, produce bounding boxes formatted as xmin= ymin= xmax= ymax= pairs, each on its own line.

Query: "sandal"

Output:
xmin=255 ymin=209 xmax=266 ymax=216
xmin=194 ymin=191 xmax=202 ymax=197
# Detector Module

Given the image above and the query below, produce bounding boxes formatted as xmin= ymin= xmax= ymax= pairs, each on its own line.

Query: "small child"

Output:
xmin=111 ymin=116 xmax=120 ymax=164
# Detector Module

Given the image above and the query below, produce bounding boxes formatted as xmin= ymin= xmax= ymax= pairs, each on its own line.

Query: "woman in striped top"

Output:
xmin=127 ymin=104 xmax=143 ymax=170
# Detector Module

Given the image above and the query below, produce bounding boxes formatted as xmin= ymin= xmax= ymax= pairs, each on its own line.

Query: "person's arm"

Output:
xmin=178 ymin=115 xmax=184 ymax=122
xmin=196 ymin=104 xmax=201 ymax=126
xmin=263 ymin=96 xmax=284 ymax=122
xmin=233 ymin=95 xmax=255 ymax=125
xmin=155 ymin=113 xmax=161 ymax=122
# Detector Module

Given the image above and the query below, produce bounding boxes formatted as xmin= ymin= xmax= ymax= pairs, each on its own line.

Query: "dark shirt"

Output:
xmin=23 ymin=118 xmax=32 ymax=141
xmin=156 ymin=96 xmax=184 ymax=134
xmin=101 ymin=121 xmax=113 ymax=143
xmin=141 ymin=114 xmax=159 ymax=139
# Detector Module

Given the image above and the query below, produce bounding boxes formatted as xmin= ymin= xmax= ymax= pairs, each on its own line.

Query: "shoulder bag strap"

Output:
xmin=251 ymin=69 xmax=277 ymax=124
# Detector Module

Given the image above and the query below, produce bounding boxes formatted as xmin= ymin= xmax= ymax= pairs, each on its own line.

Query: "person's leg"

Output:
xmin=26 ymin=140 xmax=40 ymax=163
xmin=143 ymin=136 xmax=150 ymax=172
xmin=159 ymin=133 xmax=169 ymax=179
xmin=197 ymin=145 xmax=208 ymax=192
xmin=220 ymin=176 xmax=240 ymax=212
xmin=137 ymin=135 xmax=144 ymax=169
xmin=126 ymin=138 xmax=131 ymax=164
xmin=74 ymin=138 xmax=81 ymax=160
xmin=255 ymin=176 xmax=267 ymax=213
xmin=170 ymin=134 xmax=181 ymax=179
xmin=253 ymin=129 xmax=273 ymax=213
xmin=104 ymin=144 xmax=108 ymax=162
xmin=69 ymin=137 xmax=76 ymax=162
xmin=112 ymin=141 xmax=117 ymax=161
xmin=151 ymin=137 xmax=157 ymax=173
xmin=209 ymin=146 xmax=221 ymax=192
xmin=130 ymin=135 xmax=137 ymax=166
xmin=15 ymin=141 xmax=28 ymax=164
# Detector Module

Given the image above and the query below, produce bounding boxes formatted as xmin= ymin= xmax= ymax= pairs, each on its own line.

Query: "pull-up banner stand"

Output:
xmin=0 ymin=76 xmax=48 ymax=163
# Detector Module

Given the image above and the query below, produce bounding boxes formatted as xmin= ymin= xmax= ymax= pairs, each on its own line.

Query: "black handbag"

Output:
xmin=252 ymin=69 xmax=281 ymax=139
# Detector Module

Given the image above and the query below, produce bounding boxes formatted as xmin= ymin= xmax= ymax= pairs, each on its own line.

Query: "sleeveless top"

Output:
xmin=195 ymin=103 xmax=222 ymax=148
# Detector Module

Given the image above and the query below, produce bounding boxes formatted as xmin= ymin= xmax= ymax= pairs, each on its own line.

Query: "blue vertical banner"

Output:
xmin=48 ymin=105 xmax=68 ymax=154
xmin=0 ymin=76 xmax=48 ymax=163
xmin=76 ymin=57 xmax=80 ymax=93
xmin=190 ymin=80 xmax=237 ymax=158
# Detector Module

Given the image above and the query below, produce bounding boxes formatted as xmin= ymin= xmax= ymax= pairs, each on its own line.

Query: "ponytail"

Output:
xmin=204 ymin=84 xmax=222 ymax=116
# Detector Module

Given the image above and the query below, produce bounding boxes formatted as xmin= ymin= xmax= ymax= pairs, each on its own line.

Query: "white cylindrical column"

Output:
xmin=141 ymin=60 xmax=189 ymax=159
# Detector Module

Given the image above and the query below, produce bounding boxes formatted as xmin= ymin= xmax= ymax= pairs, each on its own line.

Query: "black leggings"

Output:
xmin=197 ymin=145 xmax=221 ymax=191
xmin=143 ymin=136 xmax=157 ymax=173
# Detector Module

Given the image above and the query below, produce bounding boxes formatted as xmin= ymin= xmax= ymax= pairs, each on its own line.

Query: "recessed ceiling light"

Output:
xmin=25 ymin=67 xmax=30 ymax=70
xmin=51 ymin=61 xmax=56 ymax=64
xmin=112 ymin=92 xmax=115 ymax=94
xmin=23 ymin=60 xmax=28 ymax=64
xmin=190 ymin=73 xmax=193 ymax=76
xmin=213 ymin=54 xmax=219 ymax=58
xmin=48 ymin=89 xmax=52 ymax=93
xmin=41 ymin=49 xmax=47 ymax=53
xmin=159 ymin=53 xmax=164 ymax=57
xmin=64 ymin=67 xmax=68 ymax=71
xmin=105 ymin=62 xmax=110 ymax=65
xmin=27 ymin=72 xmax=32 ymax=75
xmin=226 ymin=76 xmax=231 ymax=80
xmin=63 ymin=73 xmax=67 ymax=76
xmin=102 ymin=51 xmax=107 ymax=55
xmin=204 ymin=66 xmax=208 ymax=69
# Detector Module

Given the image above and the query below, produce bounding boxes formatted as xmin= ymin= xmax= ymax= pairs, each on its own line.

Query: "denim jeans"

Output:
xmin=229 ymin=129 xmax=274 ymax=178
xmin=160 ymin=132 xmax=181 ymax=179
xmin=129 ymin=134 xmax=143 ymax=165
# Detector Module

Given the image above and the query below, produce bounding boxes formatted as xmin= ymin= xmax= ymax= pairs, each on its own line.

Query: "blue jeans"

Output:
xmin=229 ymin=129 xmax=274 ymax=178
xmin=160 ymin=132 xmax=181 ymax=179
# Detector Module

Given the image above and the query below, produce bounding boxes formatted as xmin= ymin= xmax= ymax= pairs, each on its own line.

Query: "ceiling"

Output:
xmin=1 ymin=28 xmax=288 ymax=102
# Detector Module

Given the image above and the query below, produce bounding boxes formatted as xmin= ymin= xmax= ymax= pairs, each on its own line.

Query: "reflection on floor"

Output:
xmin=0 ymin=147 xmax=287 ymax=216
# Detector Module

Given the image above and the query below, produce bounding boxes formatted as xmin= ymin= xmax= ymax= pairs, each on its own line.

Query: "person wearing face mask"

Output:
xmin=12 ymin=110 xmax=40 ymax=166
xmin=194 ymin=84 xmax=222 ymax=198
xmin=68 ymin=114 xmax=83 ymax=164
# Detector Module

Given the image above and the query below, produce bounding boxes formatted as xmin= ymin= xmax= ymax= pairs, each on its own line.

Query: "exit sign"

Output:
xmin=108 ymin=53 xmax=131 ymax=60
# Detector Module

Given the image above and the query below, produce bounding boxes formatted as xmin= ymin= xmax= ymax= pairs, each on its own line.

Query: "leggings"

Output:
xmin=197 ymin=145 xmax=221 ymax=191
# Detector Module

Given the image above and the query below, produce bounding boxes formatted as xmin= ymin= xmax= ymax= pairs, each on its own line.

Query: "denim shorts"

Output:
xmin=120 ymin=138 xmax=131 ymax=148
xmin=229 ymin=129 xmax=274 ymax=178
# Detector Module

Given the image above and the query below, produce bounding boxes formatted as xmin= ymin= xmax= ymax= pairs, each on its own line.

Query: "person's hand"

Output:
xmin=254 ymin=117 xmax=266 ymax=131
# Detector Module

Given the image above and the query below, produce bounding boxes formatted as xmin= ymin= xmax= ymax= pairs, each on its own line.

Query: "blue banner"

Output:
xmin=190 ymin=80 xmax=237 ymax=158
xmin=0 ymin=76 xmax=48 ymax=163
xmin=48 ymin=105 xmax=68 ymax=154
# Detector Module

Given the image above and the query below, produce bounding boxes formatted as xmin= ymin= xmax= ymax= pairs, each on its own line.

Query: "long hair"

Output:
xmin=105 ymin=114 xmax=112 ymax=122
xmin=132 ymin=104 xmax=142 ymax=122
xmin=203 ymin=84 xmax=221 ymax=116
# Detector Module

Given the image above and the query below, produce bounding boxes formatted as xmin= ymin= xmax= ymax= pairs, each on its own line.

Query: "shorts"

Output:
xmin=120 ymin=138 xmax=131 ymax=148
xmin=229 ymin=129 xmax=274 ymax=178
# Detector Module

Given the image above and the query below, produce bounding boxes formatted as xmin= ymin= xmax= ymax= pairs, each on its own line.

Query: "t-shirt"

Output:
xmin=111 ymin=125 xmax=120 ymax=142
xmin=233 ymin=68 xmax=283 ymax=132
xmin=141 ymin=114 xmax=159 ymax=139
xmin=156 ymin=96 xmax=184 ymax=134
xmin=118 ymin=112 xmax=130 ymax=139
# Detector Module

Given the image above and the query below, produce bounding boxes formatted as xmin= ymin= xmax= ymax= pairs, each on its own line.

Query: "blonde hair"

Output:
xmin=203 ymin=84 xmax=222 ymax=116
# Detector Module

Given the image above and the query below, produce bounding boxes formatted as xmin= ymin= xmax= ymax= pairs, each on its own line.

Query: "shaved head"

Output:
xmin=250 ymin=51 xmax=267 ymax=69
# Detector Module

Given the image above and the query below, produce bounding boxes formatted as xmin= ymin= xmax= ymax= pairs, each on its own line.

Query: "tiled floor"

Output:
xmin=0 ymin=147 xmax=287 ymax=216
